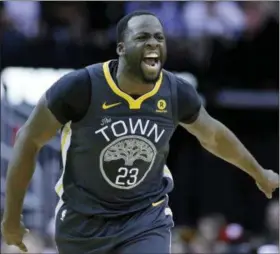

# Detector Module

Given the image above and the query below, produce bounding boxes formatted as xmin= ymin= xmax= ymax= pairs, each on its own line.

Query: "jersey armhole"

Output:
xmin=74 ymin=63 xmax=103 ymax=124
xmin=168 ymin=72 xmax=178 ymax=126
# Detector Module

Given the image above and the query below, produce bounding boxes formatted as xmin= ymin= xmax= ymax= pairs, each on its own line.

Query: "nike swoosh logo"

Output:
xmin=102 ymin=102 xmax=121 ymax=110
xmin=152 ymin=198 xmax=165 ymax=207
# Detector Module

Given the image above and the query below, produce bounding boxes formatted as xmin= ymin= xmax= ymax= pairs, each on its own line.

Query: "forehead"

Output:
xmin=127 ymin=15 xmax=163 ymax=35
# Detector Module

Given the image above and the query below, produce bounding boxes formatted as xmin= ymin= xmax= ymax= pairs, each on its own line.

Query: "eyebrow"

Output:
xmin=134 ymin=31 xmax=164 ymax=36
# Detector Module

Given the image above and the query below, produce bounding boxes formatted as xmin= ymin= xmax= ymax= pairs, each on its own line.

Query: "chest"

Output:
xmin=71 ymin=106 xmax=176 ymax=156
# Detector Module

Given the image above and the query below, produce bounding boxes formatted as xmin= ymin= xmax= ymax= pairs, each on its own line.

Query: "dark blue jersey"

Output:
xmin=46 ymin=60 xmax=201 ymax=217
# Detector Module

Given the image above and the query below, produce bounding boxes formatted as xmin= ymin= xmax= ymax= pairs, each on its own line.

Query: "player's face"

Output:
xmin=122 ymin=15 xmax=167 ymax=83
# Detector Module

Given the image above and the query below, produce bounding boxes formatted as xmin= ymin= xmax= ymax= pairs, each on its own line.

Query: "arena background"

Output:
xmin=0 ymin=1 xmax=279 ymax=253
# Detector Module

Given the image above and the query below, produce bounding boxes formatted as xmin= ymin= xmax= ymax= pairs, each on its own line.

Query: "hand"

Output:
xmin=1 ymin=215 xmax=29 ymax=253
xmin=256 ymin=169 xmax=279 ymax=199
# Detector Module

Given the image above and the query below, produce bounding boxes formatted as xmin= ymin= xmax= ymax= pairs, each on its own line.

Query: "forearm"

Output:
xmin=200 ymin=120 xmax=264 ymax=180
xmin=3 ymin=131 xmax=39 ymax=224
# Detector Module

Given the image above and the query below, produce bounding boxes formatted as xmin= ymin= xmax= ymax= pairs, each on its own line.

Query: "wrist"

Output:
xmin=253 ymin=167 xmax=265 ymax=182
xmin=2 ymin=213 xmax=21 ymax=228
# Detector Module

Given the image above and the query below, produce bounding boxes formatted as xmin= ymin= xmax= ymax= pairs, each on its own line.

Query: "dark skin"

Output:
xmin=116 ymin=15 xmax=167 ymax=95
xmin=1 ymin=96 xmax=62 ymax=252
xmin=1 ymin=15 xmax=279 ymax=253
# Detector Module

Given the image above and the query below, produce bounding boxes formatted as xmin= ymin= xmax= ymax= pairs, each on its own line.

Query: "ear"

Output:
xmin=116 ymin=42 xmax=125 ymax=56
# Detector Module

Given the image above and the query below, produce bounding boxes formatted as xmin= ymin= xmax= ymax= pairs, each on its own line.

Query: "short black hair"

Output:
xmin=116 ymin=11 xmax=159 ymax=43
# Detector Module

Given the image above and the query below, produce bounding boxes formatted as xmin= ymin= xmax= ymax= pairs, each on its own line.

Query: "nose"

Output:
xmin=146 ymin=37 xmax=159 ymax=49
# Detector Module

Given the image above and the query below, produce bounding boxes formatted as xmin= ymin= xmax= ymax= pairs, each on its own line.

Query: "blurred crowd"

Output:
xmin=1 ymin=1 xmax=279 ymax=89
xmin=1 ymin=200 xmax=279 ymax=253
xmin=1 ymin=1 xmax=278 ymax=46
xmin=171 ymin=200 xmax=279 ymax=254
xmin=0 ymin=1 xmax=279 ymax=253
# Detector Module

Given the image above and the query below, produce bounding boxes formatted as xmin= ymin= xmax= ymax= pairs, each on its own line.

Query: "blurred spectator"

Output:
xmin=221 ymin=223 xmax=252 ymax=254
xmin=187 ymin=214 xmax=228 ymax=253
xmin=1 ymin=2 xmax=28 ymax=65
xmin=180 ymin=1 xmax=246 ymax=68
xmin=171 ymin=226 xmax=190 ymax=253
xmin=3 ymin=1 xmax=41 ymax=39
xmin=261 ymin=1 xmax=279 ymax=22
xmin=182 ymin=1 xmax=246 ymax=40
xmin=249 ymin=200 xmax=279 ymax=253
xmin=241 ymin=2 xmax=268 ymax=38
xmin=243 ymin=2 xmax=279 ymax=36
xmin=263 ymin=200 xmax=279 ymax=245
xmin=44 ymin=2 xmax=89 ymax=45
xmin=257 ymin=244 xmax=279 ymax=254
xmin=126 ymin=2 xmax=185 ymax=39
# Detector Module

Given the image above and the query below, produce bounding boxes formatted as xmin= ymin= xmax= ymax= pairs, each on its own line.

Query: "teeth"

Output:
xmin=145 ymin=53 xmax=158 ymax=58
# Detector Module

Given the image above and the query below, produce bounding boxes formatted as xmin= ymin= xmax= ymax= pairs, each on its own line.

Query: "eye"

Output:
xmin=156 ymin=35 xmax=165 ymax=41
xmin=137 ymin=35 xmax=147 ymax=40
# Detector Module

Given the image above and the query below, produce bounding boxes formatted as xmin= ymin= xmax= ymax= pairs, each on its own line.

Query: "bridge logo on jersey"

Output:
xmin=100 ymin=135 xmax=157 ymax=189
xmin=156 ymin=99 xmax=167 ymax=113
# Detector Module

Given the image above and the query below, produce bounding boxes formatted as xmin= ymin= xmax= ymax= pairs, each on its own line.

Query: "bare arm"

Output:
xmin=180 ymin=106 xmax=265 ymax=181
xmin=3 ymin=94 xmax=62 ymax=226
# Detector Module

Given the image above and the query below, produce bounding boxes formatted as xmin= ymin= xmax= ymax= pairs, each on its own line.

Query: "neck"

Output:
xmin=116 ymin=58 xmax=154 ymax=95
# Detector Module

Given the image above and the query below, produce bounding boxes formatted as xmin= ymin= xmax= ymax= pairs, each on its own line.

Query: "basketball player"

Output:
xmin=2 ymin=11 xmax=279 ymax=254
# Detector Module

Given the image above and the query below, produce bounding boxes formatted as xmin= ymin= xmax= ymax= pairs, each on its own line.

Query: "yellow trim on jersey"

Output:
xmin=152 ymin=198 xmax=165 ymax=207
xmin=55 ymin=122 xmax=72 ymax=196
xmin=103 ymin=60 xmax=163 ymax=109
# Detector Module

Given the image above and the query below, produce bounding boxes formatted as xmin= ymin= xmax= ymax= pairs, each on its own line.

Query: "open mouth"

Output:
xmin=143 ymin=57 xmax=159 ymax=67
xmin=141 ymin=52 xmax=161 ymax=74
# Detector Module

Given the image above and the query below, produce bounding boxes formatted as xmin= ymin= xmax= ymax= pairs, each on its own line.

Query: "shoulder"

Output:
xmin=50 ymin=68 xmax=90 ymax=94
xmin=85 ymin=62 xmax=104 ymax=73
xmin=45 ymin=68 xmax=91 ymax=108
xmin=163 ymin=70 xmax=202 ymax=124
xmin=45 ymin=68 xmax=91 ymax=124
xmin=85 ymin=60 xmax=112 ymax=79
xmin=162 ymin=69 xmax=176 ymax=83
xmin=162 ymin=69 xmax=198 ymax=95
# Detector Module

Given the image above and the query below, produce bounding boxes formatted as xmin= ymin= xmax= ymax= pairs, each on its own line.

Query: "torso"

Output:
xmin=55 ymin=60 xmax=179 ymax=217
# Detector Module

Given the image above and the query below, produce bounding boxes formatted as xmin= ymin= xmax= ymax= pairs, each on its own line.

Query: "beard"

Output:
xmin=140 ymin=67 xmax=161 ymax=83
xmin=123 ymin=54 xmax=163 ymax=84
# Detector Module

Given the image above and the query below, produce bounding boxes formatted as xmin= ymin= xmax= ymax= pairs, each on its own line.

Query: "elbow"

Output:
xmin=200 ymin=139 xmax=215 ymax=150
xmin=199 ymin=131 xmax=218 ymax=150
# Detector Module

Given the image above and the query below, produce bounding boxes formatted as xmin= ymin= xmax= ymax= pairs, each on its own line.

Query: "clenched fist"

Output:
xmin=256 ymin=169 xmax=279 ymax=199
xmin=1 ymin=215 xmax=29 ymax=253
